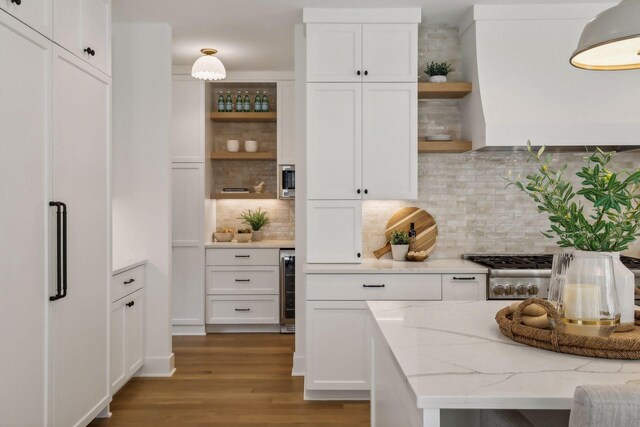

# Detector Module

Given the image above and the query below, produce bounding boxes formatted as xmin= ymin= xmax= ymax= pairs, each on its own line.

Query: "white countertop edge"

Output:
xmin=113 ymin=260 xmax=147 ymax=276
xmin=416 ymin=396 xmax=574 ymax=411
xmin=205 ymin=240 xmax=295 ymax=249
xmin=304 ymin=259 xmax=487 ymax=274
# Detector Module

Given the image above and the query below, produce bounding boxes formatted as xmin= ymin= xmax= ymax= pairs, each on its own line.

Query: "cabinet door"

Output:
xmin=362 ymin=83 xmax=417 ymax=200
xmin=442 ymin=274 xmax=486 ymax=301
xmin=171 ymin=77 xmax=204 ymax=162
xmin=0 ymin=13 xmax=51 ymax=427
xmin=307 ymin=23 xmax=362 ymax=82
xmin=110 ymin=297 xmax=127 ymax=393
xmin=125 ymin=290 xmax=144 ymax=376
xmin=50 ymin=46 xmax=110 ymax=427
xmin=307 ymin=200 xmax=362 ymax=264
xmin=0 ymin=0 xmax=52 ymax=37
xmin=362 ymin=24 xmax=417 ymax=82
xmin=306 ymin=301 xmax=369 ymax=390
xmin=307 ymin=83 xmax=362 ymax=199
xmin=277 ymin=80 xmax=296 ymax=165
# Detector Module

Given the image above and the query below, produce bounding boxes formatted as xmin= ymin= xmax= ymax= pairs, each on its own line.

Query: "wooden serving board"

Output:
xmin=373 ymin=207 xmax=438 ymax=259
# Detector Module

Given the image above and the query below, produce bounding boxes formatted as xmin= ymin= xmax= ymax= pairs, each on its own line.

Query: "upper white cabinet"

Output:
xmin=307 ymin=200 xmax=362 ymax=263
xmin=54 ymin=0 xmax=111 ymax=76
xmin=0 ymin=0 xmax=52 ymax=37
xmin=171 ymin=77 xmax=204 ymax=162
xmin=277 ymin=80 xmax=296 ymax=165
xmin=307 ymin=23 xmax=417 ymax=83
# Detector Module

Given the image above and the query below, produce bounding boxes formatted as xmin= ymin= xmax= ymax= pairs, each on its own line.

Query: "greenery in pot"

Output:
xmin=506 ymin=142 xmax=640 ymax=252
xmin=424 ymin=61 xmax=454 ymax=77
xmin=238 ymin=207 xmax=270 ymax=231
xmin=237 ymin=228 xmax=252 ymax=234
xmin=390 ymin=229 xmax=410 ymax=246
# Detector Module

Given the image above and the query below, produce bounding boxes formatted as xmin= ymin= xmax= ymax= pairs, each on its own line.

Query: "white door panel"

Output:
xmin=307 ymin=200 xmax=362 ymax=264
xmin=362 ymin=24 xmax=417 ymax=82
xmin=307 ymin=23 xmax=362 ymax=82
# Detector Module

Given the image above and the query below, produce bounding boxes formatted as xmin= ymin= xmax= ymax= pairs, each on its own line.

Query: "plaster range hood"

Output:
xmin=459 ymin=3 xmax=640 ymax=152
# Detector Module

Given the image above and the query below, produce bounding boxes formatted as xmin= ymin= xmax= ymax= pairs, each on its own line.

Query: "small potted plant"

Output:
xmin=238 ymin=207 xmax=270 ymax=242
xmin=424 ymin=61 xmax=454 ymax=83
xmin=390 ymin=230 xmax=410 ymax=261
xmin=235 ymin=228 xmax=252 ymax=243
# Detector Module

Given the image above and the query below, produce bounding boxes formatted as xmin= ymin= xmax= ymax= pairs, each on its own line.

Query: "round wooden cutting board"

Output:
xmin=373 ymin=207 xmax=438 ymax=259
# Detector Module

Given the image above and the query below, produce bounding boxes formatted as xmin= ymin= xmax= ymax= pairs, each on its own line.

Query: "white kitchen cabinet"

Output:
xmin=442 ymin=274 xmax=487 ymax=301
xmin=171 ymin=76 xmax=204 ymax=162
xmin=206 ymin=295 xmax=280 ymax=324
xmin=306 ymin=23 xmax=417 ymax=83
xmin=53 ymin=0 xmax=111 ymax=76
xmin=111 ymin=287 xmax=144 ymax=394
xmin=277 ymin=80 xmax=296 ymax=165
xmin=0 ymin=0 xmax=52 ymax=37
xmin=307 ymin=200 xmax=362 ymax=263
xmin=305 ymin=301 xmax=370 ymax=391
xmin=110 ymin=295 xmax=127 ymax=393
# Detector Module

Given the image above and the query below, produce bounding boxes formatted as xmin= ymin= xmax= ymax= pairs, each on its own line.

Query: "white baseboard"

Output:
xmin=81 ymin=394 xmax=111 ymax=426
xmin=304 ymin=389 xmax=370 ymax=401
xmin=292 ymin=353 xmax=305 ymax=376
xmin=172 ymin=324 xmax=206 ymax=335
xmin=137 ymin=353 xmax=176 ymax=377
xmin=206 ymin=324 xmax=280 ymax=333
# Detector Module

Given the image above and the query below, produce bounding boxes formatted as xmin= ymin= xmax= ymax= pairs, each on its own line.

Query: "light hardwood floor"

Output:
xmin=89 ymin=334 xmax=370 ymax=427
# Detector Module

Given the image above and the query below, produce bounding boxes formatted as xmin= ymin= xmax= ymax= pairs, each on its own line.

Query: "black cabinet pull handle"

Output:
xmin=364 ymin=189 xmax=368 ymax=194
xmin=235 ymin=255 xmax=250 ymax=258
xmin=84 ymin=47 xmax=96 ymax=56
xmin=126 ymin=301 xmax=135 ymax=308
xmin=453 ymin=277 xmax=476 ymax=281
xmin=364 ymin=70 xmax=368 ymax=76
xmin=235 ymin=308 xmax=251 ymax=312
xmin=124 ymin=278 xmax=135 ymax=284
xmin=49 ymin=202 xmax=68 ymax=301
xmin=235 ymin=279 xmax=251 ymax=282
xmin=356 ymin=70 xmax=361 ymax=76
xmin=11 ymin=0 xmax=22 ymax=5
xmin=357 ymin=189 xmax=361 ymax=194
xmin=363 ymin=284 xmax=385 ymax=288
xmin=357 ymin=253 xmax=361 ymax=258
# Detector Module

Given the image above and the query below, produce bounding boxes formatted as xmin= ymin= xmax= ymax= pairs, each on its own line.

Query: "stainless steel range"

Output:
xmin=463 ymin=254 xmax=640 ymax=301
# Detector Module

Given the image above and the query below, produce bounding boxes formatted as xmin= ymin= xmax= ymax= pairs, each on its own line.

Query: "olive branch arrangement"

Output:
xmin=506 ymin=142 xmax=640 ymax=252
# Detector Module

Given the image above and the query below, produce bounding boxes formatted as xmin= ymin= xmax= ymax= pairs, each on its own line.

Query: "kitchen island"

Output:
xmin=368 ymin=301 xmax=640 ymax=427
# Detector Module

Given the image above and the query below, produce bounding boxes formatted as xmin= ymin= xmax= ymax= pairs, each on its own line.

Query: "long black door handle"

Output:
xmin=235 ymin=308 xmax=251 ymax=312
xmin=49 ymin=202 xmax=68 ymax=301
xmin=452 ymin=277 xmax=476 ymax=281
xmin=235 ymin=255 xmax=250 ymax=258
xmin=363 ymin=284 xmax=385 ymax=288
xmin=235 ymin=279 xmax=251 ymax=282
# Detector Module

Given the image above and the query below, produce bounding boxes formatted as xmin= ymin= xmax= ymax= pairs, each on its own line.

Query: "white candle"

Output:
xmin=562 ymin=283 xmax=601 ymax=320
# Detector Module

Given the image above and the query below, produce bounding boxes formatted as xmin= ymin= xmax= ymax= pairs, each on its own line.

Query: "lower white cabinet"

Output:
xmin=206 ymin=295 xmax=279 ymax=324
xmin=442 ymin=274 xmax=487 ymax=301
xmin=111 ymin=269 xmax=145 ymax=394
xmin=307 ymin=200 xmax=362 ymax=264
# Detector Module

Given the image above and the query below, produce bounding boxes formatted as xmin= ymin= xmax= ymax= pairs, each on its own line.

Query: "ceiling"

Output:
xmin=113 ymin=0 xmax=611 ymax=72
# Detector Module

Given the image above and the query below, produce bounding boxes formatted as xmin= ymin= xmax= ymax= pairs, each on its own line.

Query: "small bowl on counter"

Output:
xmin=235 ymin=232 xmax=252 ymax=243
xmin=213 ymin=232 xmax=234 ymax=242
xmin=406 ymin=251 xmax=429 ymax=262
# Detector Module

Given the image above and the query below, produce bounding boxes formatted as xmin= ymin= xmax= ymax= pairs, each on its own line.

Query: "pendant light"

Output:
xmin=191 ymin=48 xmax=227 ymax=80
xmin=570 ymin=0 xmax=640 ymax=70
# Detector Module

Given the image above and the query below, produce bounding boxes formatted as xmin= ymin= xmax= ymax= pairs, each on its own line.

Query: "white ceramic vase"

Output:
xmin=226 ymin=139 xmax=239 ymax=152
xmin=252 ymin=230 xmax=264 ymax=241
xmin=391 ymin=244 xmax=409 ymax=261
xmin=245 ymin=140 xmax=258 ymax=152
xmin=429 ymin=75 xmax=447 ymax=83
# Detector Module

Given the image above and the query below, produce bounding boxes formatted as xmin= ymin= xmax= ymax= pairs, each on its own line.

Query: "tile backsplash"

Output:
xmin=215 ymin=199 xmax=295 ymax=241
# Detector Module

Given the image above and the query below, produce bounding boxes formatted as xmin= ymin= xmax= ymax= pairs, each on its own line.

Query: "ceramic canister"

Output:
xmin=226 ymin=140 xmax=240 ymax=152
xmin=245 ymin=140 xmax=258 ymax=152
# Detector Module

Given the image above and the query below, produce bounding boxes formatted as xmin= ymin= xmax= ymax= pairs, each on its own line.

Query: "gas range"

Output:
xmin=463 ymin=254 xmax=640 ymax=300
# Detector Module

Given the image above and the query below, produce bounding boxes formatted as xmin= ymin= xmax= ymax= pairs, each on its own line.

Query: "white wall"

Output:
xmin=112 ymin=23 xmax=175 ymax=376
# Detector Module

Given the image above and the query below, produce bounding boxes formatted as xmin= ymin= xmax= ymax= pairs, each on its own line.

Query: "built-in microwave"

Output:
xmin=280 ymin=165 xmax=295 ymax=199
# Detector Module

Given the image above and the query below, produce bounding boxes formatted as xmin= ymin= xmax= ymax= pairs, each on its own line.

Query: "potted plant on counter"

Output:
xmin=239 ymin=207 xmax=270 ymax=242
xmin=424 ymin=61 xmax=454 ymax=83
xmin=507 ymin=142 xmax=640 ymax=331
xmin=390 ymin=229 xmax=410 ymax=261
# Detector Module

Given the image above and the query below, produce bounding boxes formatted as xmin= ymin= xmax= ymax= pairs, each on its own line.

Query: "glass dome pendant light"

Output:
xmin=191 ymin=48 xmax=227 ymax=80
xmin=570 ymin=0 xmax=640 ymax=70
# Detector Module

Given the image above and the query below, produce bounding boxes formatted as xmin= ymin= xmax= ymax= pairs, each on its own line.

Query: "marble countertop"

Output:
xmin=305 ymin=258 xmax=487 ymax=274
xmin=113 ymin=259 xmax=147 ymax=276
xmin=205 ymin=239 xmax=295 ymax=249
xmin=368 ymin=300 xmax=640 ymax=410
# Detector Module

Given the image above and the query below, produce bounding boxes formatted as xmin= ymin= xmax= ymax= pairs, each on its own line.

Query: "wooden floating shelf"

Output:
xmin=213 ymin=192 xmax=277 ymax=200
xmin=210 ymin=112 xmax=277 ymax=122
xmin=210 ymin=151 xmax=276 ymax=160
xmin=418 ymin=82 xmax=472 ymax=99
xmin=418 ymin=140 xmax=472 ymax=154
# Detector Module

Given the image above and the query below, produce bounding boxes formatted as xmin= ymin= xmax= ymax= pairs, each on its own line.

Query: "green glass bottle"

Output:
xmin=243 ymin=91 xmax=251 ymax=112
xmin=217 ymin=91 xmax=225 ymax=112
xmin=225 ymin=91 xmax=233 ymax=112
xmin=254 ymin=91 xmax=262 ymax=112
xmin=261 ymin=91 xmax=269 ymax=112
xmin=235 ymin=91 xmax=242 ymax=112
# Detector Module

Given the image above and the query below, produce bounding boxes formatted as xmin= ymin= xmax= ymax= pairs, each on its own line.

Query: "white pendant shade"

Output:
xmin=191 ymin=48 xmax=226 ymax=80
xmin=570 ymin=0 xmax=640 ymax=70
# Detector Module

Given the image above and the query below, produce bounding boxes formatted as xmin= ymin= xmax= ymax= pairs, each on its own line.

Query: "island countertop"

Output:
xmin=368 ymin=300 xmax=640 ymax=411
xmin=305 ymin=258 xmax=487 ymax=274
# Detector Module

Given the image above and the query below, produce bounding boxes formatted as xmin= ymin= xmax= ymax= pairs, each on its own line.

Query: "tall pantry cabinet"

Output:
xmin=0 ymin=2 xmax=112 ymax=426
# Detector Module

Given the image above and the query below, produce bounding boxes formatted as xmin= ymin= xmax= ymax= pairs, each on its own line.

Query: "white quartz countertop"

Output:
xmin=205 ymin=239 xmax=295 ymax=249
xmin=113 ymin=259 xmax=147 ymax=276
xmin=304 ymin=258 xmax=487 ymax=274
xmin=368 ymin=301 xmax=640 ymax=410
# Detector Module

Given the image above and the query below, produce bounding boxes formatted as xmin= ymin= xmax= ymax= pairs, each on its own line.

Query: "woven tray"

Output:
xmin=496 ymin=298 xmax=640 ymax=360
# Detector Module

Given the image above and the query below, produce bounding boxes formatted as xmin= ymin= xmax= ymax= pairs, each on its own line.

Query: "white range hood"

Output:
xmin=459 ymin=3 xmax=640 ymax=151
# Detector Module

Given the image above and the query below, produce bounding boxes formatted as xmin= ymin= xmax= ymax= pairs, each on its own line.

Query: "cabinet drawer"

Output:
xmin=442 ymin=274 xmax=486 ymax=301
xmin=206 ymin=295 xmax=279 ymax=324
xmin=206 ymin=266 xmax=278 ymax=295
xmin=306 ymin=274 xmax=441 ymax=301
xmin=112 ymin=266 xmax=144 ymax=303
xmin=206 ymin=248 xmax=279 ymax=266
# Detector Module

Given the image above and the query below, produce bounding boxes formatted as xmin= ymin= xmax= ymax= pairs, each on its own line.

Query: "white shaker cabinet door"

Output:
xmin=125 ymin=290 xmax=144 ymax=377
xmin=171 ymin=77 xmax=204 ymax=162
xmin=362 ymin=24 xmax=417 ymax=82
xmin=307 ymin=200 xmax=362 ymax=264
xmin=0 ymin=0 xmax=52 ymax=38
xmin=362 ymin=83 xmax=417 ymax=200
xmin=51 ymin=46 xmax=110 ymax=427
xmin=305 ymin=301 xmax=370 ymax=390
xmin=307 ymin=83 xmax=362 ymax=200
xmin=277 ymin=80 xmax=296 ymax=165
xmin=0 ymin=13 xmax=51 ymax=427
xmin=307 ymin=23 xmax=362 ymax=83
xmin=110 ymin=297 xmax=127 ymax=393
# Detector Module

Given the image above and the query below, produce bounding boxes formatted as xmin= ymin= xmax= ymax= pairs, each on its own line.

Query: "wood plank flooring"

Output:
xmin=89 ymin=334 xmax=370 ymax=427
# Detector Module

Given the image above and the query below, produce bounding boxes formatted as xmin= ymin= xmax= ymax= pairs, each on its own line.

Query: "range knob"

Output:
xmin=515 ymin=283 xmax=528 ymax=295
xmin=493 ymin=284 xmax=506 ymax=296
xmin=527 ymin=284 xmax=540 ymax=295
xmin=504 ymin=284 xmax=516 ymax=296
